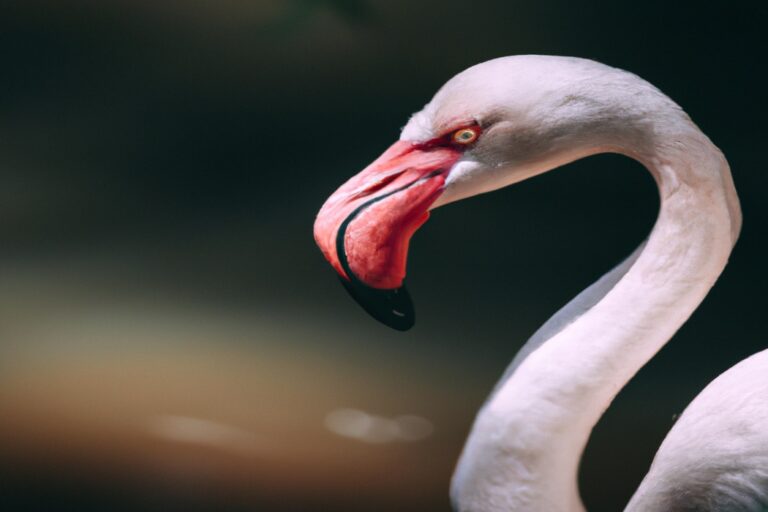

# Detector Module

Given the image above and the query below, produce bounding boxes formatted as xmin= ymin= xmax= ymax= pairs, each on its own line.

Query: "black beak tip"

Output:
xmin=338 ymin=276 xmax=415 ymax=331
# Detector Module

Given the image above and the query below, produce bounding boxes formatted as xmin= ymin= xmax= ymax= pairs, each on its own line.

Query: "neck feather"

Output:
xmin=450 ymin=105 xmax=741 ymax=512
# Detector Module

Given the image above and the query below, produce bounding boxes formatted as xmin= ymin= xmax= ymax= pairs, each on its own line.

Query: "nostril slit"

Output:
xmin=351 ymin=172 xmax=402 ymax=200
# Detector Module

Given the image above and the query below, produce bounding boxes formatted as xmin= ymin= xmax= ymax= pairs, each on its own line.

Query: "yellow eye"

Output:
xmin=452 ymin=127 xmax=478 ymax=145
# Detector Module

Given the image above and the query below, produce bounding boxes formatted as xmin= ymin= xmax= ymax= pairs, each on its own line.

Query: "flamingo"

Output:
xmin=313 ymin=55 xmax=768 ymax=511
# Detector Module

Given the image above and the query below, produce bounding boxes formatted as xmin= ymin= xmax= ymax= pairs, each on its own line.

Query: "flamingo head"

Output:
xmin=313 ymin=56 xmax=631 ymax=330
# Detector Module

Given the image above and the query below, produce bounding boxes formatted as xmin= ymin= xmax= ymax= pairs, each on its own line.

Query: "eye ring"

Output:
xmin=452 ymin=127 xmax=478 ymax=145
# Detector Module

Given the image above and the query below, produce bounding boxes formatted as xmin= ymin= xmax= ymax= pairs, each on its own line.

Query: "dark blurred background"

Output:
xmin=0 ymin=1 xmax=765 ymax=511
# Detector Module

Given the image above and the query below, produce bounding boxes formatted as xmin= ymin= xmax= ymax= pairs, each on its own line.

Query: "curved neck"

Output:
xmin=450 ymin=114 xmax=741 ymax=511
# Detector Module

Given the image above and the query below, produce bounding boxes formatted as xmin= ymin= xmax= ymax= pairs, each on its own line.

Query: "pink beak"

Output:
xmin=313 ymin=140 xmax=462 ymax=329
